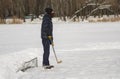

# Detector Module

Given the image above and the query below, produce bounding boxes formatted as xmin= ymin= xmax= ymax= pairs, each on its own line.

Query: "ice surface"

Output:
xmin=0 ymin=22 xmax=120 ymax=79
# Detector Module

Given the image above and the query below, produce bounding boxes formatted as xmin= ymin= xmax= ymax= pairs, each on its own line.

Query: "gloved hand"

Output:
xmin=48 ymin=36 xmax=54 ymax=46
xmin=51 ymin=42 xmax=54 ymax=46
xmin=48 ymin=36 xmax=53 ymax=40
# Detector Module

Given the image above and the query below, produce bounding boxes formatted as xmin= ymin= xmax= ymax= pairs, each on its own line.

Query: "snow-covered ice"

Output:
xmin=0 ymin=22 xmax=120 ymax=79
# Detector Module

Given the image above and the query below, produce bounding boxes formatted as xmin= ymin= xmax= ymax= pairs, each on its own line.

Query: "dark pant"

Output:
xmin=42 ymin=38 xmax=50 ymax=66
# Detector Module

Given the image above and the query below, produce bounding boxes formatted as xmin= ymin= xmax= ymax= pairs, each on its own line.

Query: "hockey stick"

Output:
xmin=51 ymin=41 xmax=62 ymax=64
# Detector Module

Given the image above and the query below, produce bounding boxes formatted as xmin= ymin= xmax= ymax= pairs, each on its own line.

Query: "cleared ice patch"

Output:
xmin=58 ymin=42 xmax=120 ymax=52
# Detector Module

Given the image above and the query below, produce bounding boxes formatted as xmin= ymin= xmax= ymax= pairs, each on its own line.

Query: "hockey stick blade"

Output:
xmin=57 ymin=60 xmax=62 ymax=63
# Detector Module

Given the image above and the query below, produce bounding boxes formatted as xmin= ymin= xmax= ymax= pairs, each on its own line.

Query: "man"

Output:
xmin=41 ymin=8 xmax=55 ymax=69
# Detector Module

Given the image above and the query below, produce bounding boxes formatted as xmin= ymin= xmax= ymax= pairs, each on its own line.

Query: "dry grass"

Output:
xmin=110 ymin=17 xmax=120 ymax=22
xmin=0 ymin=19 xmax=6 ymax=24
xmin=0 ymin=16 xmax=23 ymax=24
xmin=89 ymin=16 xmax=120 ymax=22
xmin=9 ymin=16 xmax=23 ymax=24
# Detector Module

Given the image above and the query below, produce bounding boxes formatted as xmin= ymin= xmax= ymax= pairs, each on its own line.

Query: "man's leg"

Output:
xmin=42 ymin=39 xmax=50 ymax=66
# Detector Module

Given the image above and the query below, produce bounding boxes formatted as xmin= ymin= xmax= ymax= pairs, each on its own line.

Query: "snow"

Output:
xmin=0 ymin=22 xmax=120 ymax=79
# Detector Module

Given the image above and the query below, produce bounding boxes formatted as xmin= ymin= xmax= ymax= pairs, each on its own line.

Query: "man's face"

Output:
xmin=51 ymin=11 xmax=55 ymax=18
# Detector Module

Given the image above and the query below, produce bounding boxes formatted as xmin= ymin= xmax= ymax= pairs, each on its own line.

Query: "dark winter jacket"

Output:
xmin=41 ymin=13 xmax=53 ymax=39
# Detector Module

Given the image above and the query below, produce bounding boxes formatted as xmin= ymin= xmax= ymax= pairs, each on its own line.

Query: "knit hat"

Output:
xmin=45 ymin=8 xmax=53 ymax=14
